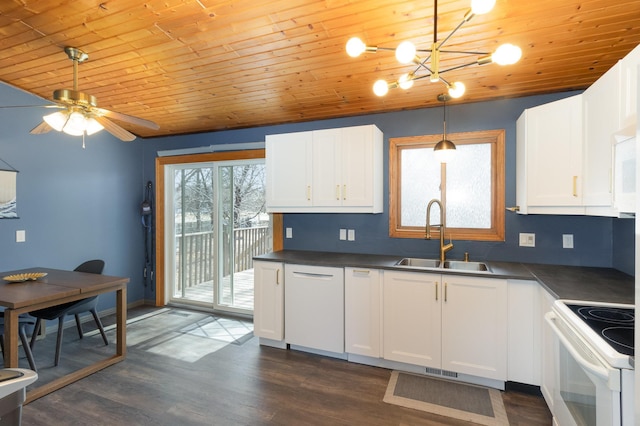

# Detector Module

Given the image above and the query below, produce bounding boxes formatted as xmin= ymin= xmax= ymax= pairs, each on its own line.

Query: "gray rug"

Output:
xmin=384 ymin=371 xmax=509 ymax=425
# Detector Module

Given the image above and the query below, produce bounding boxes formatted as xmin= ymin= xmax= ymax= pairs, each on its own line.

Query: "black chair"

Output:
xmin=0 ymin=314 xmax=37 ymax=371
xmin=29 ymin=260 xmax=109 ymax=366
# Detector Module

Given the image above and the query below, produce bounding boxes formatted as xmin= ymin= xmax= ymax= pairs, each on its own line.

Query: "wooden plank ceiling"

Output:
xmin=0 ymin=0 xmax=639 ymax=139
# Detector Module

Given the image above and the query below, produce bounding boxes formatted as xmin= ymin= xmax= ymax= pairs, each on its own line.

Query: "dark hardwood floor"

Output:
xmin=18 ymin=306 xmax=552 ymax=425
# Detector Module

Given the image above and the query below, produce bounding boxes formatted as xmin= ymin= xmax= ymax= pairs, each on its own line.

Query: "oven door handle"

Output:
xmin=545 ymin=311 xmax=615 ymax=386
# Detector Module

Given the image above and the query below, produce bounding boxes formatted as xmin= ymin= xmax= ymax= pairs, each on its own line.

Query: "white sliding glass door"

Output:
xmin=164 ymin=159 xmax=270 ymax=314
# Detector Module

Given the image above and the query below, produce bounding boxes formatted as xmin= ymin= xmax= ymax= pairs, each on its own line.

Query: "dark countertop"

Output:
xmin=255 ymin=250 xmax=635 ymax=305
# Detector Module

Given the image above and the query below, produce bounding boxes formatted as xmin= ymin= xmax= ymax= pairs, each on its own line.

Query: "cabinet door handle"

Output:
xmin=276 ymin=269 xmax=280 ymax=285
xmin=307 ymin=185 xmax=311 ymax=201
xmin=353 ymin=269 xmax=370 ymax=275
xmin=343 ymin=184 xmax=347 ymax=200
xmin=336 ymin=185 xmax=340 ymax=200
xmin=573 ymin=176 xmax=578 ymax=197
xmin=444 ymin=282 xmax=447 ymax=302
xmin=435 ymin=282 xmax=438 ymax=301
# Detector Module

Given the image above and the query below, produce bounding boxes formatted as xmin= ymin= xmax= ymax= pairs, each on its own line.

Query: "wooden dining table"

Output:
xmin=0 ymin=267 xmax=129 ymax=403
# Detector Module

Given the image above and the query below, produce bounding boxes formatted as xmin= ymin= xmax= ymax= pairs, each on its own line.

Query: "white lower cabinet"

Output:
xmin=507 ymin=279 xmax=541 ymax=385
xmin=344 ymin=267 xmax=382 ymax=357
xmin=253 ymin=261 xmax=284 ymax=341
xmin=383 ymin=270 xmax=507 ymax=381
xmin=383 ymin=270 xmax=441 ymax=367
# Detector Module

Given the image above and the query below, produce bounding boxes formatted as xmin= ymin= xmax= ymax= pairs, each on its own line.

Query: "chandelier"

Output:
xmin=346 ymin=0 xmax=522 ymax=98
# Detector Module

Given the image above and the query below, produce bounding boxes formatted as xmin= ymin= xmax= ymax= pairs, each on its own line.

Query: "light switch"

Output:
xmin=347 ymin=229 xmax=355 ymax=241
xmin=16 ymin=230 xmax=25 ymax=243
xmin=562 ymin=234 xmax=574 ymax=249
xmin=519 ymin=232 xmax=535 ymax=247
xmin=285 ymin=228 xmax=293 ymax=239
xmin=339 ymin=229 xmax=347 ymax=240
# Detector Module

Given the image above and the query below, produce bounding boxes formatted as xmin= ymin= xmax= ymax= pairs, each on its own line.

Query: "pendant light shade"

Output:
xmin=434 ymin=94 xmax=456 ymax=163
xmin=433 ymin=138 xmax=456 ymax=163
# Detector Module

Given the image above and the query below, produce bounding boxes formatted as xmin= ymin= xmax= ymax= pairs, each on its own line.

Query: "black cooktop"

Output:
xmin=567 ymin=304 xmax=634 ymax=357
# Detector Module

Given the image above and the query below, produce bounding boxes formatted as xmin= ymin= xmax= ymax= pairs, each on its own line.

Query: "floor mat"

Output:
xmin=383 ymin=371 xmax=509 ymax=425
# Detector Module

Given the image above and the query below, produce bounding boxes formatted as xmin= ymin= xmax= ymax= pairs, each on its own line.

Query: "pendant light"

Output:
xmin=434 ymin=94 xmax=456 ymax=163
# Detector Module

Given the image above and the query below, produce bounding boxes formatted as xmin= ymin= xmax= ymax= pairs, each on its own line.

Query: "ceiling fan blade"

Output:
xmin=0 ymin=104 xmax=65 ymax=109
xmin=93 ymin=116 xmax=136 ymax=141
xmin=93 ymin=107 xmax=159 ymax=130
xmin=30 ymin=121 xmax=53 ymax=134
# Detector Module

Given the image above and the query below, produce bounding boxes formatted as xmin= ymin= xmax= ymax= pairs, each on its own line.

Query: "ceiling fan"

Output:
xmin=1 ymin=46 xmax=159 ymax=145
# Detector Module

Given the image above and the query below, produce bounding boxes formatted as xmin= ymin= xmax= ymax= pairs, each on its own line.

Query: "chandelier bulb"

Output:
xmin=448 ymin=81 xmax=466 ymax=98
xmin=398 ymin=73 xmax=414 ymax=90
xmin=395 ymin=41 xmax=417 ymax=64
xmin=346 ymin=37 xmax=367 ymax=57
xmin=492 ymin=43 xmax=522 ymax=65
xmin=470 ymin=0 xmax=496 ymax=15
xmin=373 ymin=79 xmax=390 ymax=96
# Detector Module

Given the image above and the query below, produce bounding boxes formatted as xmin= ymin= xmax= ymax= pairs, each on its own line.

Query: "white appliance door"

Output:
xmin=545 ymin=312 xmax=621 ymax=426
xmin=285 ymin=265 xmax=344 ymax=353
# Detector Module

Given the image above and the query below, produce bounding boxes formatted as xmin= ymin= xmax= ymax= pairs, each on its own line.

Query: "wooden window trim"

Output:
xmin=154 ymin=150 xmax=282 ymax=307
xmin=389 ymin=130 xmax=505 ymax=242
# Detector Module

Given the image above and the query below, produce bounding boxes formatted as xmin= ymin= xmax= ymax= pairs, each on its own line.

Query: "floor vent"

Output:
xmin=425 ymin=367 xmax=458 ymax=378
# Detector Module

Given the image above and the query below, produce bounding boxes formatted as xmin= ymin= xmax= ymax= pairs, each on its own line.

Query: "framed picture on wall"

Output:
xmin=0 ymin=170 xmax=17 ymax=219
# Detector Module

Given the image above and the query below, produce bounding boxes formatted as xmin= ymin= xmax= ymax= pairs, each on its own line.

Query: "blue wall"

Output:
xmin=0 ymin=83 xmax=149 ymax=309
xmin=0 ymin=81 xmax=634 ymax=311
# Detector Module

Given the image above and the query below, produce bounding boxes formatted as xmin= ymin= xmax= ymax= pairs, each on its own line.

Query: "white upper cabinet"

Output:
xmin=619 ymin=44 xmax=640 ymax=130
xmin=516 ymin=43 xmax=640 ymax=216
xmin=266 ymin=124 xmax=383 ymax=213
xmin=516 ymin=95 xmax=585 ymax=214
xmin=582 ymin=63 xmax=619 ymax=215
xmin=266 ymin=131 xmax=313 ymax=209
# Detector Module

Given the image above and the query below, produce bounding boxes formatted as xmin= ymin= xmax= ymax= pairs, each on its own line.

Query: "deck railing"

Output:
xmin=175 ymin=226 xmax=269 ymax=291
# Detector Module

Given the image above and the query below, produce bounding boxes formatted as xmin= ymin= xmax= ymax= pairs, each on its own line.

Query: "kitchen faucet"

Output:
xmin=425 ymin=198 xmax=454 ymax=263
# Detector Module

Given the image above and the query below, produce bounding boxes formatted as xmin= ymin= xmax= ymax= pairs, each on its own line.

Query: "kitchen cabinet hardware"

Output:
xmin=352 ymin=269 xmax=370 ymax=275
xmin=572 ymin=176 xmax=578 ymax=197
xmin=444 ymin=282 xmax=447 ymax=302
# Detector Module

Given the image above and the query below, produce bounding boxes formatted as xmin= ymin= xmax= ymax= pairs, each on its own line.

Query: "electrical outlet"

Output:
xmin=16 ymin=230 xmax=25 ymax=243
xmin=347 ymin=229 xmax=355 ymax=241
xmin=285 ymin=227 xmax=293 ymax=239
xmin=563 ymin=234 xmax=574 ymax=249
xmin=339 ymin=229 xmax=347 ymax=240
xmin=519 ymin=232 xmax=535 ymax=247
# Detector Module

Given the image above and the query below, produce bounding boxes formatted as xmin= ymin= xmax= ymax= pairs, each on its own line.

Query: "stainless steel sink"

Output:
xmin=395 ymin=258 xmax=441 ymax=268
xmin=443 ymin=260 xmax=490 ymax=272
xmin=395 ymin=258 xmax=490 ymax=272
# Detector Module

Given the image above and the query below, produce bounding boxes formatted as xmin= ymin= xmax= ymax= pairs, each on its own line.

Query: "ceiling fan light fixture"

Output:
xmin=85 ymin=117 xmax=104 ymax=135
xmin=62 ymin=111 xmax=88 ymax=136
xmin=43 ymin=111 xmax=69 ymax=132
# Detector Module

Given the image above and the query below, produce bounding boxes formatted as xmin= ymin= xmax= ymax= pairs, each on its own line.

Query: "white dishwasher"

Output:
xmin=285 ymin=264 xmax=344 ymax=353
